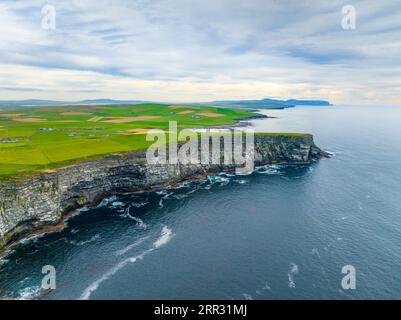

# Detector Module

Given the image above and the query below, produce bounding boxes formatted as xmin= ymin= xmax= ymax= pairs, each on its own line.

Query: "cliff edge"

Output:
xmin=0 ymin=134 xmax=328 ymax=250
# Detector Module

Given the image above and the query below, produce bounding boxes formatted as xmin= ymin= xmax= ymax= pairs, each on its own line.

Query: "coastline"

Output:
xmin=0 ymin=133 xmax=328 ymax=255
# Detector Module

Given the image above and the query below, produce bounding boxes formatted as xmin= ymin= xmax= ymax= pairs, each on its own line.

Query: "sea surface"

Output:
xmin=1 ymin=105 xmax=401 ymax=300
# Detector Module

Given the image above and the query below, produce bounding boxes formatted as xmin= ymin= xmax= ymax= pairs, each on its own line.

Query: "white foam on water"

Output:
xmin=172 ymin=194 xmax=188 ymax=200
xmin=325 ymin=151 xmax=337 ymax=157
xmin=218 ymin=172 xmax=235 ymax=177
xmin=131 ymin=201 xmax=148 ymax=208
xmin=173 ymin=181 xmax=192 ymax=189
xmin=122 ymin=213 xmax=147 ymax=229
xmin=97 ymin=196 xmax=117 ymax=208
xmin=311 ymin=248 xmax=320 ymax=258
xmin=119 ymin=205 xmax=147 ymax=228
xmin=80 ymin=226 xmax=174 ymax=300
xmin=111 ymin=201 xmax=126 ymax=207
xmin=159 ymin=192 xmax=173 ymax=208
xmin=79 ymin=250 xmax=150 ymax=300
xmin=0 ymin=257 xmax=9 ymax=267
xmin=207 ymin=175 xmax=231 ymax=185
xmin=262 ymin=282 xmax=272 ymax=291
xmin=290 ymin=262 xmax=299 ymax=274
xmin=18 ymin=285 xmax=42 ymax=300
xmin=242 ymin=293 xmax=253 ymax=300
xmin=116 ymin=236 xmax=150 ymax=256
xmin=16 ymin=233 xmax=44 ymax=248
xmin=154 ymin=226 xmax=174 ymax=249
xmin=235 ymin=179 xmax=248 ymax=184
xmin=255 ymin=165 xmax=283 ymax=175
xmin=68 ymin=234 xmax=100 ymax=246
xmin=255 ymin=164 xmax=287 ymax=175
xmin=288 ymin=262 xmax=299 ymax=288
xmin=288 ymin=274 xmax=296 ymax=288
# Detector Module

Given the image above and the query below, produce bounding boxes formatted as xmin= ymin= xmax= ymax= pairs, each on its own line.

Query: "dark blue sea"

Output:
xmin=1 ymin=105 xmax=401 ymax=300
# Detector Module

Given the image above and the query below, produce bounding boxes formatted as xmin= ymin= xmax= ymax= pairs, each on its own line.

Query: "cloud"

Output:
xmin=0 ymin=0 xmax=400 ymax=105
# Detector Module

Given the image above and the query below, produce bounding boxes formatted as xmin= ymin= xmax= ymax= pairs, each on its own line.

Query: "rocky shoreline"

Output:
xmin=0 ymin=134 xmax=329 ymax=253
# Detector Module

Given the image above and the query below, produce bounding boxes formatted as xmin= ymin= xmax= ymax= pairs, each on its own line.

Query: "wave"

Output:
xmin=218 ymin=172 xmax=235 ymax=177
xmin=116 ymin=236 xmax=150 ymax=256
xmin=18 ymin=285 xmax=42 ymax=300
xmin=288 ymin=262 xmax=299 ymax=288
xmin=325 ymin=150 xmax=337 ymax=157
xmin=159 ymin=192 xmax=173 ymax=208
xmin=242 ymin=293 xmax=253 ymax=300
xmin=171 ymin=194 xmax=188 ymax=200
xmin=79 ymin=250 xmax=150 ymax=300
xmin=208 ymin=176 xmax=230 ymax=185
xmin=262 ymin=282 xmax=272 ymax=291
xmin=131 ymin=201 xmax=148 ymax=208
xmin=154 ymin=226 xmax=174 ymax=249
xmin=311 ymin=248 xmax=320 ymax=257
xmin=67 ymin=234 xmax=100 ymax=246
xmin=120 ymin=211 xmax=147 ymax=229
xmin=255 ymin=165 xmax=283 ymax=175
xmin=234 ymin=179 xmax=248 ymax=185
xmin=119 ymin=204 xmax=147 ymax=228
xmin=80 ymin=226 xmax=174 ymax=300
xmin=111 ymin=201 xmax=126 ymax=207
xmin=96 ymin=196 xmax=117 ymax=208
xmin=0 ymin=257 xmax=9 ymax=267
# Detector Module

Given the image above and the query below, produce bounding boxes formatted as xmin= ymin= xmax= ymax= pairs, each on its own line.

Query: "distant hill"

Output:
xmin=0 ymin=99 xmax=146 ymax=109
xmin=0 ymin=98 xmax=331 ymax=110
xmin=211 ymin=98 xmax=331 ymax=109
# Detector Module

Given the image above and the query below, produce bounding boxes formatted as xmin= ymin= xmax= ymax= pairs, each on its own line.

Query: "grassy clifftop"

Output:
xmin=0 ymin=103 xmax=311 ymax=180
xmin=0 ymin=103 xmax=253 ymax=179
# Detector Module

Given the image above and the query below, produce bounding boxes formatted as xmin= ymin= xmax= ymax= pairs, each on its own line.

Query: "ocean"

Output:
xmin=1 ymin=104 xmax=401 ymax=300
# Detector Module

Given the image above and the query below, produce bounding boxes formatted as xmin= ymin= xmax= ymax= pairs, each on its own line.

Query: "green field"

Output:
xmin=0 ymin=103 xmax=254 ymax=179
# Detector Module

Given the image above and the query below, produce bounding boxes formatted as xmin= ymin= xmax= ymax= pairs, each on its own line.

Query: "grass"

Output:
xmin=0 ymin=103 xmax=255 ymax=179
xmin=255 ymin=132 xmax=311 ymax=137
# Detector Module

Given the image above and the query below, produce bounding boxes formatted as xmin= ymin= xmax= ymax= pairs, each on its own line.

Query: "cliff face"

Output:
xmin=0 ymin=134 xmax=326 ymax=249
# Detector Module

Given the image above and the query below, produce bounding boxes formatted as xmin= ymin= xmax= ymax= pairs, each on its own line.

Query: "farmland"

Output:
xmin=0 ymin=103 xmax=253 ymax=179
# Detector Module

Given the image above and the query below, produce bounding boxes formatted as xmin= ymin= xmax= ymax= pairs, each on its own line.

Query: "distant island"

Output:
xmin=210 ymin=98 xmax=332 ymax=109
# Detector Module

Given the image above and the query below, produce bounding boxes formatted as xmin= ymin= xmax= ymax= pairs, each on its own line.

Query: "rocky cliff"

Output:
xmin=0 ymin=134 xmax=327 ymax=250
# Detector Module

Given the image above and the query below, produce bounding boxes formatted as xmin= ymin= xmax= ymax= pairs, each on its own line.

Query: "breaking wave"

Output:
xmin=153 ymin=226 xmax=174 ymax=249
xmin=80 ymin=226 xmax=174 ymax=300
xmin=17 ymin=285 xmax=42 ymax=300
xmin=116 ymin=236 xmax=150 ymax=256
xmin=65 ymin=234 xmax=100 ymax=246
xmin=288 ymin=262 xmax=299 ymax=288
xmin=159 ymin=192 xmax=173 ymax=208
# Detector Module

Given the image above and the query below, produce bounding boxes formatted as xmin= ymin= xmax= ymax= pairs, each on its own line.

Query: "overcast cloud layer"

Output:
xmin=0 ymin=0 xmax=400 ymax=104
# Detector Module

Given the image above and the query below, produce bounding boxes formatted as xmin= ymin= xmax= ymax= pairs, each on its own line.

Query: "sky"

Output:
xmin=0 ymin=0 xmax=400 ymax=105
